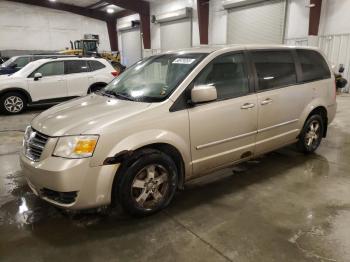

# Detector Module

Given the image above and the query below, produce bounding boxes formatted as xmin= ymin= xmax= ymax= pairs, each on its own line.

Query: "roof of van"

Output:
xmin=162 ymin=44 xmax=320 ymax=54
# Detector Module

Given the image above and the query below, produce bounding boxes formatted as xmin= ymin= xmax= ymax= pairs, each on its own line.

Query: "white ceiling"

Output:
xmin=54 ymin=0 xmax=153 ymax=8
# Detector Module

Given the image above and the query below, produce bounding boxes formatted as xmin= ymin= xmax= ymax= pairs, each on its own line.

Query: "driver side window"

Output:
xmin=194 ymin=53 xmax=249 ymax=100
xmin=30 ymin=61 xmax=64 ymax=77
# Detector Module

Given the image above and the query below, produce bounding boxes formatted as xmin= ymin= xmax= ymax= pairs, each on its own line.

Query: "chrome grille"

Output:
xmin=23 ymin=127 xmax=49 ymax=161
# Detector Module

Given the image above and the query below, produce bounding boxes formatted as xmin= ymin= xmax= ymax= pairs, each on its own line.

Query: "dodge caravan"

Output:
xmin=20 ymin=45 xmax=337 ymax=216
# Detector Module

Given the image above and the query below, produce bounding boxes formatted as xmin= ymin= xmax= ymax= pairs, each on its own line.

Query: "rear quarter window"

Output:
xmin=297 ymin=49 xmax=331 ymax=82
xmin=89 ymin=60 xmax=106 ymax=71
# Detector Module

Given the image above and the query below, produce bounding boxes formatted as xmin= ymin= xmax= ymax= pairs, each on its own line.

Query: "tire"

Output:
xmin=297 ymin=114 xmax=324 ymax=153
xmin=0 ymin=92 xmax=27 ymax=115
xmin=87 ymin=83 xmax=106 ymax=94
xmin=117 ymin=149 xmax=178 ymax=216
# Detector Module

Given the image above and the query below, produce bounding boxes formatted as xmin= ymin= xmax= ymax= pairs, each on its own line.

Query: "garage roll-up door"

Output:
xmin=160 ymin=18 xmax=192 ymax=51
xmin=227 ymin=0 xmax=286 ymax=44
xmin=121 ymin=28 xmax=142 ymax=67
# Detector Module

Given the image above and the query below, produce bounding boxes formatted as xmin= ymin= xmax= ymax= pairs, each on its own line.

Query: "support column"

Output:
xmin=106 ymin=17 xmax=118 ymax=51
xmin=308 ymin=0 xmax=322 ymax=36
xmin=197 ymin=0 xmax=209 ymax=45
xmin=140 ymin=4 xmax=151 ymax=50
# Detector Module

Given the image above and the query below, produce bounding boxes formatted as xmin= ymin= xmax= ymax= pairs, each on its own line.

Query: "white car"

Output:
xmin=0 ymin=57 xmax=118 ymax=114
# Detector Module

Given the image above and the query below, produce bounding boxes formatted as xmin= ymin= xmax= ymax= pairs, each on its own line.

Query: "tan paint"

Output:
xmin=21 ymin=45 xmax=337 ymax=209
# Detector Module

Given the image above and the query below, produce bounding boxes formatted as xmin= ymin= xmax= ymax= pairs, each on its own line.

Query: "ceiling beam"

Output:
xmin=115 ymin=9 xmax=137 ymax=19
xmin=309 ymin=0 xmax=323 ymax=35
xmin=85 ymin=0 xmax=106 ymax=9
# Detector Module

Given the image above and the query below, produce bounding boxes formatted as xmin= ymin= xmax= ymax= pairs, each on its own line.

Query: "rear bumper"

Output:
xmin=20 ymin=152 xmax=120 ymax=209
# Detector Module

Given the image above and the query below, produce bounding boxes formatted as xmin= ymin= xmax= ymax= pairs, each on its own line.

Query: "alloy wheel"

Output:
xmin=131 ymin=164 xmax=169 ymax=210
xmin=304 ymin=120 xmax=321 ymax=149
xmin=4 ymin=96 xmax=24 ymax=113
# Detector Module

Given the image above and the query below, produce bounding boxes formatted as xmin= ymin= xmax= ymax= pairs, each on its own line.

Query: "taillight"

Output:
xmin=111 ymin=71 xmax=119 ymax=77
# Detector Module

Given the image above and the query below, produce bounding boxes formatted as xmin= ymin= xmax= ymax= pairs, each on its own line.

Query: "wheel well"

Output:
xmin=88 ymin=82 xmax=107 ymax=94
xmin=109 ymin=143 xmax=186 ymax=192
xmin=308 ymin=106 xmax=328 ymax=137
xmin=0 ymin=88 xmax=32 ymax=103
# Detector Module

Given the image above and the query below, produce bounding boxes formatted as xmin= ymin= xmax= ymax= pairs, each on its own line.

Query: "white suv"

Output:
xmin=0 ymin=57 xmax=117 ymax=114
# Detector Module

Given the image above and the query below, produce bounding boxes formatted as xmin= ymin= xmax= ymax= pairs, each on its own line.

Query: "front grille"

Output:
xmin=41 ymin=188 xmax=78 ymax=204
xmin=24 ymin=127 xmax=49 ymax=161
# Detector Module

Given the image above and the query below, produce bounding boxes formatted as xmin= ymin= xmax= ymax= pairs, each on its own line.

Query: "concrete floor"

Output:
xmin=1 ymin=96 xmax=350 ymax=262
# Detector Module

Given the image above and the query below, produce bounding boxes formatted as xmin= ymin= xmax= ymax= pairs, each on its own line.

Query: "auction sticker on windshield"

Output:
xmin=172 ymin=58 xmax=196 ymax=64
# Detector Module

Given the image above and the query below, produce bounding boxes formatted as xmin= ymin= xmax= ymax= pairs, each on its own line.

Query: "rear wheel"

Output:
xmin=297 ymin=114 xmax=324 ymax=153
xmin=0 ymin=92 xmax=27 ymax=114
xmin=117 ymin=149 xmax=178 ymax=216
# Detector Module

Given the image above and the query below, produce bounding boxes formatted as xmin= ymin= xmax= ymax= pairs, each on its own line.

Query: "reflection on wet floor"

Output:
xmin=1 ymin=96 xmax=350 ymax=262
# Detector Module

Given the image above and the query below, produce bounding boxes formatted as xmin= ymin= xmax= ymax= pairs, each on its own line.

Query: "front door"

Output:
xmin=27 ymin=61 xmax=67 ymax=102
xmin=188 ymin=52 xmax=258 ymax=176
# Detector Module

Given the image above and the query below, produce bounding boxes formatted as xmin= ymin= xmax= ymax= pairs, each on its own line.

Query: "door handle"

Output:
xmin=241 ymin=103 xmax=255 ymax=109
xmin=57 ymin=79 xmax=65 ymax=82
xmin=261 ymin=98 xmax=273 ymax=105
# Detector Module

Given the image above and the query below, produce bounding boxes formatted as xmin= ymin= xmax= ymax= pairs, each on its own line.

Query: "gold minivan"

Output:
xmin=20 ymin=45 xmax=337 ymax=216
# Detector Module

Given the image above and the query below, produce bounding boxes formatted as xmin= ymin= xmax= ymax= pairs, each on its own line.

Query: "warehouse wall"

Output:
xmin=209 ymin=0 xmax=227 ymax=45
xmin=0 ymin=1 xmax=111 ymax=55
xmin=319 ymin=0 xmax=350 ymax=35
xmin=284 ymin=0 xmax=309 ymax=39
xmin=150 ymin=0 xmax=200 ymax=50
xmin=117 ymin=13 xmax=140 ymax=54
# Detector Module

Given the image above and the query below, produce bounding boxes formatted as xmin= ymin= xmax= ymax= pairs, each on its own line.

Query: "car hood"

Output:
xmin=31 ymin=94 xmax=152 ymax=136
xmin=0 ymin=75 xmax=24 ymax=84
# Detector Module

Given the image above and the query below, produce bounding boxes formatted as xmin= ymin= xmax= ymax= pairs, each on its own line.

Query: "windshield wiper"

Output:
xmin=113 ymin=92 xmax=135 ymax=101
xmin=102 ymin=90 xmax=134 ymax=101
xmin=95 ymin=89 xmax=114 ymax=98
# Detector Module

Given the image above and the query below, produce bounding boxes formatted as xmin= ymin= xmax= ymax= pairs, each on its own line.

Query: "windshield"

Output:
xmin=101 ymin=53 xmax=206 ymax=102
xmin=1 ymin=57 xmax=17 ymax=67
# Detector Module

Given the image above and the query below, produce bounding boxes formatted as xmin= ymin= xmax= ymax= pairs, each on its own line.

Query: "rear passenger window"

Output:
xmin=30 ymin=61 xmax=64 ymax=77
xmin=252 ymin=51 xmax=297 ymax=91
xmin=65 ymin=60 xmax=89 ymax=74
xmin=297 ymin=50 xmax=331 ymax=82
xmin=194 ymin=53 xmax=249 ymax=100
xmin=89 ymin=60 xmax=106 ymax=71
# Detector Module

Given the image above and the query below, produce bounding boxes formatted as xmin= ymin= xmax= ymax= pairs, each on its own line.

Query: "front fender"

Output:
xmin=91 ymin=129 xmax=192 ymax=176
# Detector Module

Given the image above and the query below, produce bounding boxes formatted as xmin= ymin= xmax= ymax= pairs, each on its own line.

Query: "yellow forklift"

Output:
xmin=60 ymin=35 xmax=125 ymax=73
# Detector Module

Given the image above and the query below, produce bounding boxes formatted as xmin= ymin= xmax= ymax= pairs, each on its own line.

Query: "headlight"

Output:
xmin=53 ymin=135 xmax=99 ymax=159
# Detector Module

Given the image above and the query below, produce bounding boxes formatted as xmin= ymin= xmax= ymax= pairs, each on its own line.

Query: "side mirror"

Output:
xmin=191 ymin=84 xmax=217 ymax=104
xmin=339 ymin=65 xmax=345 ymax=73
xmin=34 ymin=72 xmax=42 ymax=81
xmin=10 ymin=63 xmax=17 ymax=69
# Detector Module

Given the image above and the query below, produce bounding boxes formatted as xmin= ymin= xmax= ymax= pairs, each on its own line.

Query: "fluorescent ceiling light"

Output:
xmin=107 ymin=8 xmax=114 ymax=14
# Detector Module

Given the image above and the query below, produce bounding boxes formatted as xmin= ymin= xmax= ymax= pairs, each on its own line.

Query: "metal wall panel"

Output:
xmin=121 ymin=28 xmax=142 ymax=67
xmin=227 ymin=0 xmax=287 ymax=44
xmin=318 ymin=34 xmax=350 ymax=92
xmin=160 ymin=18 xmax=192 ymax=51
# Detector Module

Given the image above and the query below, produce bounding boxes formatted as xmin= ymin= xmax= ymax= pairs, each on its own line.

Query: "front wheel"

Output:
xmin=0 ymin=92 xmax=27 ymax=114
xmin=117 ymin=149 xmax=178 ymax=216
xmin=297 ymin=114 xmax=324 ymax=153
